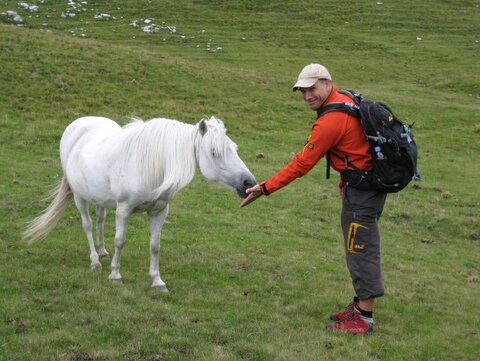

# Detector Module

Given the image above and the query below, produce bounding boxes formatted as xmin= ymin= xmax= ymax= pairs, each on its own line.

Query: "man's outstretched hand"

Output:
xmin=240 ymin=184 xmax=264 ymax=207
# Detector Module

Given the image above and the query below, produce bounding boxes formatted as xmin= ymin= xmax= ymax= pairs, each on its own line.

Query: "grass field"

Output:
xmin=1 ymin=1 xmax=479 ymax=360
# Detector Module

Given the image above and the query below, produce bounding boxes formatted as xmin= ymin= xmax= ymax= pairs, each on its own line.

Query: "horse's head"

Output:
xmin=195 ymin=117 xmax=256 ymax=198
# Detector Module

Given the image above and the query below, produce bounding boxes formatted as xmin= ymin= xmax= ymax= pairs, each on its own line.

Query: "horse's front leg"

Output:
xmin=108 ymin=202 xmax=132 ymax=284
xmin=149 ymin=205 xmax=169 ymax=291
xmin=96 ymin=205 xmax=109 ymax=258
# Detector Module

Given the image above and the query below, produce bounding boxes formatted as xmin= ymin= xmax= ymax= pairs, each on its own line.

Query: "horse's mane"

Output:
xmin=120 ymin=117 xmax=197 ymax=198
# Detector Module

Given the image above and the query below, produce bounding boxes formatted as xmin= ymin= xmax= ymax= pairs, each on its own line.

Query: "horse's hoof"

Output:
xmin=90 ymin=263 xmax=102 ymax=271
xmin=109 ymin=278 xmax=123 ymax=284
xmin=98 ymin=249 xmax=110 ymax=258
xmin=152 ymin=285 xmax=169 ymax=292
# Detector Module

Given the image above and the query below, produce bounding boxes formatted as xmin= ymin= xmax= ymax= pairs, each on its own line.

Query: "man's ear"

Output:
xmin=198 ymin=119 xmax=208 ymax=136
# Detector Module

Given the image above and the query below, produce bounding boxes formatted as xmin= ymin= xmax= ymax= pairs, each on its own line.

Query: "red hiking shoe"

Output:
xmin=328 ymin=312 xmax=374 ymax=335
xmin=329 ymin=300 xmax=358 ymax=322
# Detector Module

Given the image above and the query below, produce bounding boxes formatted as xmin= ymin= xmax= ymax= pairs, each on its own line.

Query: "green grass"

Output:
xmin=1 ymin=1 xmax=479 ymax=360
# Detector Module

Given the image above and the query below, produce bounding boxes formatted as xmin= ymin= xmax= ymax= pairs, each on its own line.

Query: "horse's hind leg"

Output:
xmin=73 ymin=194 xmax=101 ymax=270
xmin=96 ymin=205 xmax=109 ymax=258
xmin=149 ymin=205 xmax=169 ymax=291
xmin=108 ymin=202 xmax=132 ymax=284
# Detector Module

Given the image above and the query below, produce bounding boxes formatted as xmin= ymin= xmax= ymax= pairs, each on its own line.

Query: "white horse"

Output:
xmin=23 ymin=116 xmax=256 ymax=291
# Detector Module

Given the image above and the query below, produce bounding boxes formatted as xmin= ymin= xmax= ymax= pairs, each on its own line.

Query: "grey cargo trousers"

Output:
xmin=341 ymin=186 xmax=387 ymax=300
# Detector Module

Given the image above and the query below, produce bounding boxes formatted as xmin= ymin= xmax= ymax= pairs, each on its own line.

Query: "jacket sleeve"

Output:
xmin=262 ymin=114 xmax=346 ymax=194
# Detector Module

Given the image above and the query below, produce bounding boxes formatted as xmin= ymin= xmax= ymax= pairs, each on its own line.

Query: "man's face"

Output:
xmin=300 ymin=80 xmax=332 ymax=110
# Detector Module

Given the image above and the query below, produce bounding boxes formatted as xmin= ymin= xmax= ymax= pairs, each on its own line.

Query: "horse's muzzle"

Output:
xmin=237 ymin=176 xmax=257 ymax=198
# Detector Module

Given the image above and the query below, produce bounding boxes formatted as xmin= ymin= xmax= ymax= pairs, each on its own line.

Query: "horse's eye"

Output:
xmin=211 ymin=150 xmax=219 ymax=158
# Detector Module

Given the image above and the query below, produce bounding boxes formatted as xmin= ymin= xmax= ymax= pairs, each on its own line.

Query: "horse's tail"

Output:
xmin=23 ymin=176 xmax=73 ymax=244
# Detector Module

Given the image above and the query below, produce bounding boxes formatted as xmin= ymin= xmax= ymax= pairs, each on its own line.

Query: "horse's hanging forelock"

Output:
xmin=199 ymin=117 xmax=232 ymax=159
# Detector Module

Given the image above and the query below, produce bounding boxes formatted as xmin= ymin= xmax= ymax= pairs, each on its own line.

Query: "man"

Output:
xmin=240 ymin=63 xmax=387 ymax=335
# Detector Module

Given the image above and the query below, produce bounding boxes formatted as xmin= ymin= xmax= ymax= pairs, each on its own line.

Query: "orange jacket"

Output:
xmin=261 ymin=86 xmax=372 ymax=195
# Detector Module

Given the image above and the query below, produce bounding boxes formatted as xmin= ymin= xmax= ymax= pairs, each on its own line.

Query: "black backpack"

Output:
xmin=318 ymin=90 xmax=420 ymax=193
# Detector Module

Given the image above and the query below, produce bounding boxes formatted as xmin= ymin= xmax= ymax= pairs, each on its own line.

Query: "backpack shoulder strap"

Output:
xmin=316 ymin=102 xmax=360 ymax=119
xmin=339 ymin=89 xmax=363 ymax=104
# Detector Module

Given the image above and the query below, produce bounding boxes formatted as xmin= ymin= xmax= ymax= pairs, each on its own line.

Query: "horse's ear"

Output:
xmin=198 ymin=119 xmax=208 ymax=136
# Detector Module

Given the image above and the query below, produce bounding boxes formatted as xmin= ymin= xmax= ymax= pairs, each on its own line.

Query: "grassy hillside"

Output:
xmin=1 ymin=1 xmax=479 ymax=360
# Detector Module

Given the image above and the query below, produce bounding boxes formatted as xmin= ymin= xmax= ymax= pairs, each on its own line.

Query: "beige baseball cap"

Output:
xmin=292 ymin=63 xmax=332 ymax=91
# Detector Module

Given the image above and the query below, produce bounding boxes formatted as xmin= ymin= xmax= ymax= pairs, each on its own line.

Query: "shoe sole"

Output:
xmin=325 ymin=323 xmax=374 ymax=335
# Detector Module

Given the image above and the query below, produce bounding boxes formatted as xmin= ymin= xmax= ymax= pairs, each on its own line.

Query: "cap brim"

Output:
xmin=292 ymin=77 xmax=318 ymax=91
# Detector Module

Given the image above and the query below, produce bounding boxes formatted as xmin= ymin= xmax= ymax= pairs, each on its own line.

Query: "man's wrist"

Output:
xmin=260 ymin=182 xmax=270 ymax=196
